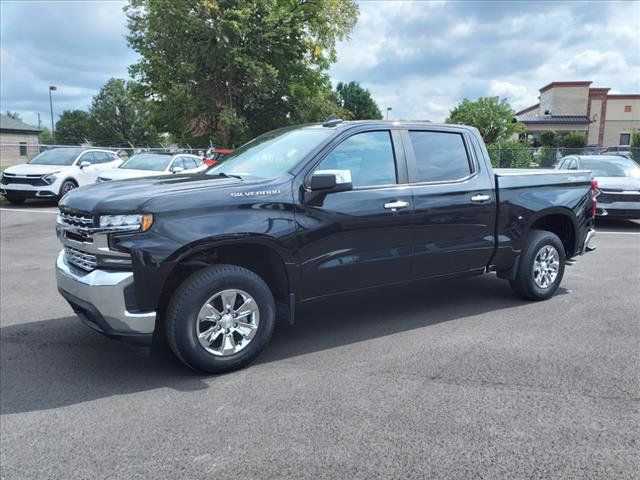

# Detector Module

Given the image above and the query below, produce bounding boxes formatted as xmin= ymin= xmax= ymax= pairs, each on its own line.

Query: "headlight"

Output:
xmin=99 ymin=213 xmax=154 ymax=232
xmin=43 ymin=173 xmax=59 ymax=185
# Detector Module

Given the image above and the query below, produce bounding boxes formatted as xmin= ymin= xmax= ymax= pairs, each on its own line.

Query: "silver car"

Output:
xmin=557 ymin=155 xmax=640 ymax=219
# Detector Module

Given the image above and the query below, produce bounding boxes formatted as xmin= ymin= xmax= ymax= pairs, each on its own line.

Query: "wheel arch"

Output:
xmin=526 ymin=207 xmax=578 ymax=257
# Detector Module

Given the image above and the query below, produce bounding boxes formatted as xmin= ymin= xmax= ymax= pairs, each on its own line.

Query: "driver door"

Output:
xmin=76 ymin=152 xmax=101 ymax=185
xmin=296 ymin=129 xmax=414 ymax=299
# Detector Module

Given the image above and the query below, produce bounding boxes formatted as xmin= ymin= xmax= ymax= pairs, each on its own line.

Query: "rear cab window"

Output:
xmin=407 ymin=130 xmax=472 ymax=183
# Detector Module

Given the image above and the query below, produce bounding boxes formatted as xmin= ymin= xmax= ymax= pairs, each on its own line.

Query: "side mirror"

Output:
xmin=79 ymin=160 xmax=91 ymax=168
xmin=171 ymin=166 xmax=185 ymax=174
xmin=309 ymin=172 xmax=352 ymax=193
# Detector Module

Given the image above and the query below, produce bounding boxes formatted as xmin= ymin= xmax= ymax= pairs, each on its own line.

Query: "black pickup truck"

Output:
xmin=55 ymin=120 xmax=596 ymax=373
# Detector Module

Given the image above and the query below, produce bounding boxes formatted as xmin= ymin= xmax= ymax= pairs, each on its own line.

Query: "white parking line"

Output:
xmin=0 ymin=208 xmax=58 ymax=214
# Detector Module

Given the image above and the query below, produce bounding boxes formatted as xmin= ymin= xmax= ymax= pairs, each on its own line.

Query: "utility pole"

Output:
xmin=37 ymin=112 xmax=41 ymax=129
xmin=386 ymin=107 xmax=392 ymax=120
xmin=49 ymin=85 xmax=57 ymax=144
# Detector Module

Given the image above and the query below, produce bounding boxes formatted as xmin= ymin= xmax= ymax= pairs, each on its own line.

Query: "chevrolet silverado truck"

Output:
xmin=55 ymin=120 xmax=596 ymax=373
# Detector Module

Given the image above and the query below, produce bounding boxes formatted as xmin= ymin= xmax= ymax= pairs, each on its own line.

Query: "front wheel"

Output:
xmin=166 ymin=264 xmax=276 ymax=373
xmin=510 ymin=230 xmax=566 ymax=300
xmin=58 ymin=180 xmax=77 ymax=199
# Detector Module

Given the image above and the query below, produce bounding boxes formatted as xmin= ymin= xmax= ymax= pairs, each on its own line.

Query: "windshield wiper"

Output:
xmin=216 ymin=172 xmax=243 ymax=180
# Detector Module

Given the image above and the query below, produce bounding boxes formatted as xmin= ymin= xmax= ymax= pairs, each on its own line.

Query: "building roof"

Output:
xmin=515 ymin=114 xmax=591 ymax=125
xmin=539 ymin=81 xmax=592 ymax=93
xmin=0 ymin=113 xmax=41 ymax=133
xmin=515 ymin=103 xmax=539 ymax=116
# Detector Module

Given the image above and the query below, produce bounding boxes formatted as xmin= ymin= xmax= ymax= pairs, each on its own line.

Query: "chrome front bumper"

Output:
xmin=56 ymin=250 xmax=156 ymax=339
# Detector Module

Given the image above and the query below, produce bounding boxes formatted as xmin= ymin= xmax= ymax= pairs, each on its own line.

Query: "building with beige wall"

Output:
xmin=0 ymin=113 xmax=41 ymax=168
xmin=515 ymin=82 xmax=639 ymax=147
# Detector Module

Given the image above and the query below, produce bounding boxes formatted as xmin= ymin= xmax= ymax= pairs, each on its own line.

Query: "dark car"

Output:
xmin=55 ymin=120 xmax=596 ymax=374
xmin=557 ymin=155 xmax=640 ymax=219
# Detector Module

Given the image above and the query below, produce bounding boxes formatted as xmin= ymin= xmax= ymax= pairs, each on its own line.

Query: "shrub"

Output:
xmin=487 ymin=140 xmax=533 ymax=168
xmin=540 ymin=130 xmax=558 ymax=147
xmin=560 ymin=132 xmax=587 ymax=149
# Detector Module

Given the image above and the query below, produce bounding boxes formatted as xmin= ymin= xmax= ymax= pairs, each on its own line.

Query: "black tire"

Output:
xmin=510 ymin=229 xmax=566 ymax=301
xmin=5 ymin=196 xmax=25 ymax=205
xmin=166 ymin=264 xmax=276 ymax=373
xmin=58 ymin=180 xmax=77 ymax=199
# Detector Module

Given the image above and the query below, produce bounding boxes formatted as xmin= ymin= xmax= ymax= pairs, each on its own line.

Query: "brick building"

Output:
xmin=0 ymin=113 xmax=41 ymax=168
xmin=515 ymin=82 xmax=640 ymax=147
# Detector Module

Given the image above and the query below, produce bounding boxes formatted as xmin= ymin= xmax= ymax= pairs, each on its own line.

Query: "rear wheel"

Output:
xmin=5 ymin=196 xmax=25 ymax=205
xmin=166 ymin=264 xmax=275 ymax=373
xmin=510 ymin=229 xmax=566 ymax=300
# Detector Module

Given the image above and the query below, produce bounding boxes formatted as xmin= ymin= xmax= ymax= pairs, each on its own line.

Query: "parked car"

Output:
xmin=203 ymin=148 xmax=234 ymax=166
xmin=557 ymin=155 xmax=640 ymax=219
xmin=0 ymin=147 xmax=121 ymax=204
xmin=55 ymin=120 xmax=596 ymax=374
xmin=96 ymin=152 xmax=207 ymax=182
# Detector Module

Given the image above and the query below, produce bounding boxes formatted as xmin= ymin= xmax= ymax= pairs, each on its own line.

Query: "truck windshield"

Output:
xmin=120 ymin=154 xmax=173 ymax=171
xmin=28 ymin=148 xmax=81 ymax=166
xmin=581 ymin=158 xmax=640 ymax=178
xmin=208 ymin=126 xmax=332 ymax=179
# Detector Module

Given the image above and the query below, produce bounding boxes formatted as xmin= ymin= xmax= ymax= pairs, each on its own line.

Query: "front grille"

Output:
xmin=1 ymin=173 xmax=47 ymax=186
xmin=59 ymin=211 xmax=95 ymax=226
xmin=65 ymin=246 xmax=98 ymax=271
xmin=598 ymin=191 xmax=640 ymax=203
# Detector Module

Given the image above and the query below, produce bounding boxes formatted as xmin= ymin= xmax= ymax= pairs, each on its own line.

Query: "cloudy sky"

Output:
xmin=1 ymin=0 xmax=638 ymax=127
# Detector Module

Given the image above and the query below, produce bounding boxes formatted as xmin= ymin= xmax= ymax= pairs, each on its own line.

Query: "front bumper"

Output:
xmin=0 ymin=186 xmax=57 ymax=198
xmin=56 ymin=250 xmax=155 ymax=345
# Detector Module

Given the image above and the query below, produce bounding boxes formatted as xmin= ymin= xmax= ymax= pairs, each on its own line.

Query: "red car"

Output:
xmin=203 ymin=148 xmax=233 ymax=166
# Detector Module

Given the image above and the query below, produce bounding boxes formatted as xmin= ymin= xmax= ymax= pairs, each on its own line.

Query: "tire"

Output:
xmin=58 ymin=180 xmax=77 ymax=199
xmin=5 ymin=196 xmax=25 ymax=205
xmin=166 ymin=264 xmax=276 ymax=374
xmin=509 ymin=229 xmax=566 ymax=301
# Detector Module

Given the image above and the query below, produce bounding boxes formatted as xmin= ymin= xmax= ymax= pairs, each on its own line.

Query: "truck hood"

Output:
xmin=60 ymin=173 xmax=245 ymax=213
xmin=99 ymin=169 xmax=169 ymax=181
xmin=3 ymin=163 xmax=69 ymax=176
xmin=595 ymin=176 xmax=640 ymax=191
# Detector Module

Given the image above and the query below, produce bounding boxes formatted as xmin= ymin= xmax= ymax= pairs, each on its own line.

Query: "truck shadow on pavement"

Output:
xmin=0 ymin=274 xmax=566 ymax=415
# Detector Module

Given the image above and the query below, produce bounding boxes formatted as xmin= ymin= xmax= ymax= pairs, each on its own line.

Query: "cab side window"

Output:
xmin=409 ymin=131 xmax=471 ymax=182
xmin=315 ymin=131 xmax=396 ymax=188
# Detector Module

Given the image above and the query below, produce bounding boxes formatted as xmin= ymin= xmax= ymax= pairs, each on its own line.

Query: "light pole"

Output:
xmin=49 ymin=85 xmax=57 ymax=144
xmin=386 ymin=106 xmax=392 ymax=120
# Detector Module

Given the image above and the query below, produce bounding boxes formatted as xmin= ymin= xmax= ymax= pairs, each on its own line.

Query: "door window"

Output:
xmin=315 ymin=131 xmax=396 ymax=188
xmin=183 ymin=157 xmax=198 ymax=169
xmin=79 ymin=152 xmax=96 ymax=165
xmin=171 ymin=157 xmax=186 ymax=170
xmin=409 ymin=131 xmax=471 ymax=182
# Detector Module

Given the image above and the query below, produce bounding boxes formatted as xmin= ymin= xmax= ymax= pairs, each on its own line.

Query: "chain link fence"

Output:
xmin=487 ymin=146 xmax=639 ymax=169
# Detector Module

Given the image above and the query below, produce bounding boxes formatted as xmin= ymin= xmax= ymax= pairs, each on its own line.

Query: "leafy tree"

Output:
xmin=540 ymin=130 xmax=558 ymax=147
xmin=487 ymin=139 xmax=532 ymax=168
xmin=38 ymin=126 xmax=53 ymax=145
xmin=88 ymin=78 xmax=158 ymax=147
xmin=446 ymin=97 xmax=524 ymax=144
xmin=631 ymin=131 xmax=640 ymax=164
xmin=5 ymin=110 xmax=22 ymax=121
xmin=559 ymin=132 xmax=587 ymax=149
xmin=125 ymin=0 xmax=358 ymax=146
xmin=335 ymin=81 xmax=382 ymax=120
xmin=55 ymin=110 xmax=91 ymax=145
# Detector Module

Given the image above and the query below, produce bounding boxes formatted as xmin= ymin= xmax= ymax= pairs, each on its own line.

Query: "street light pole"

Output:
xmin=386 ymin=107 xmax=392 ymax=120
xmin=49 ymin=85 xmax=57 ymax=144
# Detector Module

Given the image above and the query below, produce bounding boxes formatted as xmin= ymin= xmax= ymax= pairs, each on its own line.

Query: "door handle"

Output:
xmin=470 ymin=193 xmax=491 ymax=203
xmin=384 ymin=200 xmax=410 ymax=211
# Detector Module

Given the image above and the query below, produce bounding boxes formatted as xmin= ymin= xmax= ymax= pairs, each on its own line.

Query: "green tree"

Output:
xmin=559 ymin=132 xmax=587 ymax=149
xmin=540 ymin=130 xmax=558 ymax=147
xmin=335 ymin=81 xmax=382 ymax=120
xmin=487 ymin=139 xmax=532 ymax=168
xmin=38 ymin=126 xmax=53 ymax=145
xmin=125 ymin=0 xmax=358 ymax=146
xmin=88 ymin=78 xmax=158 ymax=147
xmin=446 ymin=97 xmax=524 ymax=144
xmin=631 ymin=130 xmax=640 ymax=164
xmin=55 ymin=110 xmax=91 ymax=145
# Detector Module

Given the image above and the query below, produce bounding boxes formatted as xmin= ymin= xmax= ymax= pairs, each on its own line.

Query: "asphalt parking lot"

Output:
xmin=1 ymin=204 xmax=639 ymax=480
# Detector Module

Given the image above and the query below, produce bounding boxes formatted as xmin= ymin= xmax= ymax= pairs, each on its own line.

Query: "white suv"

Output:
xmin=0 ymin=147 xmax=121 ymax=204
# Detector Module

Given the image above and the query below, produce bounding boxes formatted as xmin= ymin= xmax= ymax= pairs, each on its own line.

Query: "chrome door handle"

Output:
xmin=470 ymin=194 xmax=491 ymax=202
xmin=384 ymin=200 xmax=410 ymax=211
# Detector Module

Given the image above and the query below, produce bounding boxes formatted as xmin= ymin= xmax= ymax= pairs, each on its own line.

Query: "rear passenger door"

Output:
xmin=403 ymin=128 xmax=496 ymax=278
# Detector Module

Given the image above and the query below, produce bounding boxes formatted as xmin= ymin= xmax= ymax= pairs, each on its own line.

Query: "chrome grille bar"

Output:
xmin=64 ymin=246 xmax=98 ymax=271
